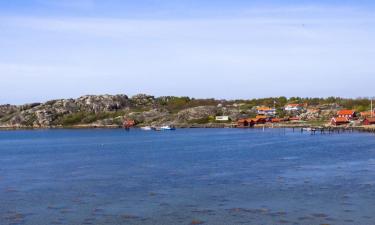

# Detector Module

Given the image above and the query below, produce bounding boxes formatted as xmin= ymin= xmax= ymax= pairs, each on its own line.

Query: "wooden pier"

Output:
xmin=296 ymin=126 xmax=375 ymax=135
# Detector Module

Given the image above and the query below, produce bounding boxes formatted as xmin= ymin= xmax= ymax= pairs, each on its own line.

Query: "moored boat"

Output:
xmin=140 ymin=126 xmax=153 ymax=131
xmin=159 ymin=125 xmax=176 ymax=130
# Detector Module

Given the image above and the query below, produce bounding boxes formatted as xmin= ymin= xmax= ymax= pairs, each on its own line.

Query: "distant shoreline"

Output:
xmin=1 ymin=124 xmax=375 ymax=133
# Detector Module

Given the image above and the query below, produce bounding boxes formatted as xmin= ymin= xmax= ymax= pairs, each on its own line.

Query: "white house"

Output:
xmin=284 ymin=104 xmax=302 ymax=111
xmin=215 ymin=116 xmax=229 ymax=121
xmin=257 ymin=107 xmax=276 ymax=116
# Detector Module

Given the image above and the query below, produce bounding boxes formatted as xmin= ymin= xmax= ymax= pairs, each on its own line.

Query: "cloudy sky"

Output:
xmin=0 ymin=0 xmax=374 ymax=104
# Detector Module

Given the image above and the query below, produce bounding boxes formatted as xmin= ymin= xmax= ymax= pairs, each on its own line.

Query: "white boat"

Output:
xmin=159 ymin=125 xmax=176 ymax=130
xmin=140 ymin=126 xmax=152 ymax=131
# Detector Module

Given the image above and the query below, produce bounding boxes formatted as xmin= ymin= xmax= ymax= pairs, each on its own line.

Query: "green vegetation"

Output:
xmin=157 ymin=96 xmax=218 ymax=113
xmin=188 ymin=117 xmax=211 ymax=124
xmin=58 ymin=111 xmax=126 ymax=126
xmin=232 ymin=96 xmax=372 ymax=111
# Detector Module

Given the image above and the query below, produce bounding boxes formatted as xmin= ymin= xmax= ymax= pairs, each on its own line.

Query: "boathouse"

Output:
xmin=331 ymin=117 xmax=350 ymax=126
xmin=237 ymin=117 xmax=267 ymax=127
xmin=237 ymin=119 xmax=255 ymax=128
xmin=363 ymin=118 xmax=375 ymax=125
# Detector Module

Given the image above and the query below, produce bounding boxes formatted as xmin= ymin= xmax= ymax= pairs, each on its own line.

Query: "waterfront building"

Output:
xmin=331 ymin=117 xmax=350 ymax=126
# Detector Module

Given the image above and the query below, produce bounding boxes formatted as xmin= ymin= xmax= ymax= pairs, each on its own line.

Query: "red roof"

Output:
xmin=286 ymin=104 xmax=300 ymax=107
xmin=337 ymin=110 xmax=355 ymax=116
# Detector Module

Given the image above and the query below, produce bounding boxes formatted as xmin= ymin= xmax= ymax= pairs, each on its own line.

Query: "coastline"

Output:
xmin=1 ymin=123 xmax=375 ymax=133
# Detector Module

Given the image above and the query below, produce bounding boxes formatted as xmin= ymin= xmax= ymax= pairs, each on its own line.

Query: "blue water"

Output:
xmin=1 ymin=128 xmax=375 ymax=225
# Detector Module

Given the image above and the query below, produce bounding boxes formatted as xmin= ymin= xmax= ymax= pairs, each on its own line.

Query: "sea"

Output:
xmin=1 ymin=128 xmax=375 ymax=225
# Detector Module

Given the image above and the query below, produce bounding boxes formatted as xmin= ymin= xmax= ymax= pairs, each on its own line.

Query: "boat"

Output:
xmin=140 ymin=126 xmax=153 ymax=131
xmin=159 ymin=125 xmax=176 ymax=130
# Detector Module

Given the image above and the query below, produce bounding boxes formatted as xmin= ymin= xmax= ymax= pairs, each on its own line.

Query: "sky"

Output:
xmin=0 ymin=0 xmax=375 ymax=104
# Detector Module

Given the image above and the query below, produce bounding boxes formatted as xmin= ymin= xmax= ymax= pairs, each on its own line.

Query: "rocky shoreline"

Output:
xmin=2 ymin=94 xmax=375 ymax=133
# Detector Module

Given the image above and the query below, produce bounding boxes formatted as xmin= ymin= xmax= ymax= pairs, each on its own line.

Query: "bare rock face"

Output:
xmin=0 ymin=104 xmax=18 ymax=117
xmin=34 ymin=109 xmax=57 ymax=127
xmin=131 ymin=94 xmax=156 ymax=107
xmin=76 ymin=95 xmax=130 ymax=113
xmin=176 ymin=106 xmax=217 ymax=121
xmin=0 ymin=94 xmax=132 ymax=127
xmin=127 ymin=109 xmax=170 ymax=124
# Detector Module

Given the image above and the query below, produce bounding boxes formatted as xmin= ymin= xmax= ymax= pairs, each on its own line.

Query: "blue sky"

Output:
xmin=1 ymin=0 xmax=375 ymax=104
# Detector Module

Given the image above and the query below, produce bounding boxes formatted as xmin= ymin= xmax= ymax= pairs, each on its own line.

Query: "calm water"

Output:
xmin=1 ymin=128 xmax=375 ymax=225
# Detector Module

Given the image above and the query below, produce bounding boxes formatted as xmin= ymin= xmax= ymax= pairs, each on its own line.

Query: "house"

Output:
xmin=363 ymin=117 xmax=375 ymax=125
xmin=271 ymin=118 xmax=281 ymax=123
xmin=360 ymin=111 xmax=375 ymax=118
xmin=257 ymin=106 xmax=276 ymax=116
xmin=237 ymin=117 xmax=266 ymax=127
xmin=337 ymin=110 xmax=356 ymax=119
xmin=284 ymin=104 xmax=302 ymax=111
xmin=215 ymin=116 xmax=229 ymax=121
xmin=331 ymin=117 xmax=350 ymax=126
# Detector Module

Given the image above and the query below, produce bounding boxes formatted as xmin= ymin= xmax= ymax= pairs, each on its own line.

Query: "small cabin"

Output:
xmin=331 ymin=117 xmax=349 ymax=126
xmin=215 ymin=116 xmax=229 ymax=121
xmin=363 ymin=117 xmax=375 ymax=125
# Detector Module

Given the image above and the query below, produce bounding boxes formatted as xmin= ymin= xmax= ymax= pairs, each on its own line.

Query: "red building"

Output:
xmin=363 ymin=118 xmax=375 ymax=125
xmin=331 ymin=117 xmax=350 ymax=126
xmin=237 ymin=118 xmax=267 ymax=128
xmin=337 ymin=110 xmax=356 ymax=119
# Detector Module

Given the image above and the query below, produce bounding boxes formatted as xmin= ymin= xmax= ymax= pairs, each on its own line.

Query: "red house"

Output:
xmin=237 ymin=119 xmax=255 ymax=128
xmin=363 ymin=118 xmax=375 ymax=125
xmin=331 ymin=117 xmax=350 ymax=126
xmin=237 ymin=118 xmax=267 ymax=128
xmin=337 ymin=110 xmax=356 ymax=119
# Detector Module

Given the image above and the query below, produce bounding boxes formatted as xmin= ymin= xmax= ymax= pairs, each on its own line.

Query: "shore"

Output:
xmin=1 ymin=123 xmax=375 ymax=133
